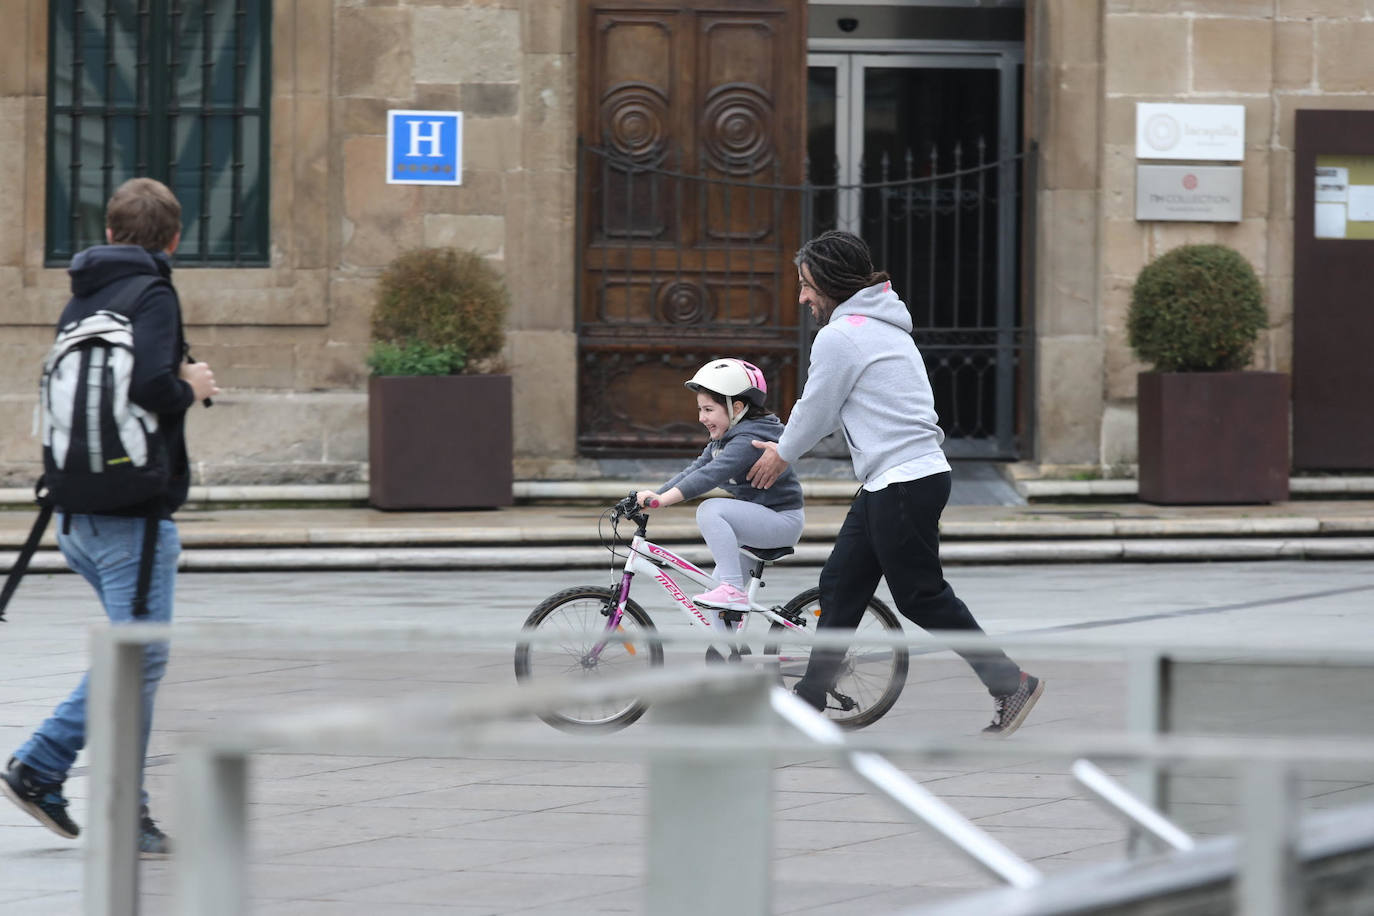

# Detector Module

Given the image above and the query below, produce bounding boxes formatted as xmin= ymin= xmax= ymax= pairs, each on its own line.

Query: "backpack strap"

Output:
xmin=0 ymin=485 xmax=56 ymax=622
xmin=131 ymin=514 xmax=161 ymax=619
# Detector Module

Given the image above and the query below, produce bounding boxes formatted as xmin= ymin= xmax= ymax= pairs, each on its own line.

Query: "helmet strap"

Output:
xmin=726 ymin=399 xmax=747 ymax=429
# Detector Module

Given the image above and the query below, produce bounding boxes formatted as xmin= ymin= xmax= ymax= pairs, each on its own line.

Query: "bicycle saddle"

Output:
xmin=741 ymin=545 xmax=794 ymax=562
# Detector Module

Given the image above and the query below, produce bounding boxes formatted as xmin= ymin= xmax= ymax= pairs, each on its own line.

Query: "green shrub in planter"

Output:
xmin=367 ymin=248 xmax=513 ymax=509
xmin=368 ymin=248 xmax=509 ymax=375
xmin=1127 ymin=243 xmax=1266 ymax=372
xmin=366 ymin=340 xmax=467 ymax=376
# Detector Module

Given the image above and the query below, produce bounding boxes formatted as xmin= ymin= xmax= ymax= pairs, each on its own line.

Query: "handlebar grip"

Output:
xmin=645 ymin=498 xmax=661 ymax=508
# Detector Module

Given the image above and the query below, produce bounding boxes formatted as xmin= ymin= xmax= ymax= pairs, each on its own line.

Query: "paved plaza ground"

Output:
xmin=2 ymin=559 xmax=1373 ymax=914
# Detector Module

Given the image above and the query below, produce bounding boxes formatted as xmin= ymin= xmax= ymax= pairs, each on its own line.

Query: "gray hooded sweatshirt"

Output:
xmin=662 ymin=414 xmax=805 ymax=511
xmin=776 ymin=282 xmax=949 ymax=486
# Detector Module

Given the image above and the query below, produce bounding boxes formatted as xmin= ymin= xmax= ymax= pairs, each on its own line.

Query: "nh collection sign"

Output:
xmin=387 ymin=110 xmax=463 ymax=186
xmin=1136 ymin=165 xmax=1242 ymax=222
xmin=1136 ymin=103 xmax=1245 ymax=162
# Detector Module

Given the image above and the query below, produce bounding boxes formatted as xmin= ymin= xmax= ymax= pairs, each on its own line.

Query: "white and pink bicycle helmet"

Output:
xmin=685 ymin=358 xmax=768 ymax=427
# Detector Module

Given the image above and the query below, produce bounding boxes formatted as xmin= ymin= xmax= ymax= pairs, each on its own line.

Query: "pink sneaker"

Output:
xmin=692 ymin=584 xmax=750 ymax=611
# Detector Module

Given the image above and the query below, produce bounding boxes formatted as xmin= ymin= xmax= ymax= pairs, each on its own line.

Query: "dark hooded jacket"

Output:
xmin=59 ymin=244 xmax=195 ymax=516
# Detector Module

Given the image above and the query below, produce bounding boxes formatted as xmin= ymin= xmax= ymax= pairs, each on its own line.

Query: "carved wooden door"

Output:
xmin=576 ymin=0 xmax=807 ymax=454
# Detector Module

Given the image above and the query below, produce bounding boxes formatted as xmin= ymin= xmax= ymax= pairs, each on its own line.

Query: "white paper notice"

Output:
xmin=1316 ymin=166 xmax=1349 ymax=203
xmin=1347 ymin=185 xmax=1374 ymax=222
xmin=1315 ymin=202 xmax=1347 ymax=239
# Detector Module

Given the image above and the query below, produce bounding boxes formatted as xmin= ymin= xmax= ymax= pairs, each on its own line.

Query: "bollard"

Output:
xmin=174 ymin=746 xmax=250 ymax=916
xmin=1239 ymin=761 xmax=1300 ymax=916
xmin=644 ymin=669 xmax=775 ymax=916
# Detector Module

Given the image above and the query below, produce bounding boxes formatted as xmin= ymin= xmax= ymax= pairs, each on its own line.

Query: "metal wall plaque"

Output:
xmin=387 ymin=110 xmax=463 ymax=186
xmin=1135 ymin=165 xmax=1243 ymax=222
xmin=1136 ymin=103 xmax=1245 ymax=161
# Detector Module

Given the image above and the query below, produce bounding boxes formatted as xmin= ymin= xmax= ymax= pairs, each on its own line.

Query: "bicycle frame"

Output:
xmin=595 ymin=530 xmax=807 ymax=658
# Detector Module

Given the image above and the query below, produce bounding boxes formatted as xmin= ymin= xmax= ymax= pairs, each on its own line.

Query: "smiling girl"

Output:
xmin=635 ymin=358 xmax=804 ymax=618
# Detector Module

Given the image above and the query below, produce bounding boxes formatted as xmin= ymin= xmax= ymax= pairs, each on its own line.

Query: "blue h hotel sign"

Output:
xmin=387 ymin=110 xmax=463 ymax=186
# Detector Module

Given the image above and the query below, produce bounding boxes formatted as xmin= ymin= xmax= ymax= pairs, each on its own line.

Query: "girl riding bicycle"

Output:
xmin=635 ymin=358 xmax=805 ymax=620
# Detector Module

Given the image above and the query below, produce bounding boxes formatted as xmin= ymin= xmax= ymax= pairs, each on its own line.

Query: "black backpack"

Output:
xmin=2 ymin=275 xmax=172 ymax=621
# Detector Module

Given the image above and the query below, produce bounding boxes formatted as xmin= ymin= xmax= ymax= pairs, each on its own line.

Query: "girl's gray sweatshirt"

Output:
xmin=777 ymin=282 xmax=947 ymax=485
xmin=661 ymin=414 xmax=805 ymax=511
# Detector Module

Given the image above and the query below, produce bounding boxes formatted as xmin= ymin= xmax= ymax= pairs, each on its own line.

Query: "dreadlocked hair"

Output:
xmin=794 ymin=230 xmax=891 ymax=303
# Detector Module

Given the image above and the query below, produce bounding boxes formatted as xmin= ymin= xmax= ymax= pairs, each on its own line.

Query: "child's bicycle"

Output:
xmin=513 ymin=493 xmax=909 ymax=732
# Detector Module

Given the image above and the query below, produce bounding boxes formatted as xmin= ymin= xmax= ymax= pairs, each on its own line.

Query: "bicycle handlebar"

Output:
xmin=611 ymin=492 xmax=652 ymax=531
xmin=644 ymin=497 xmax=660 ymax=508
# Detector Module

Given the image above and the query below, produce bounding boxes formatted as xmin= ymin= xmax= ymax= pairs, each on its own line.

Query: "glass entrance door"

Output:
xmin=806 ymin=52 xmax=1025 ymax=458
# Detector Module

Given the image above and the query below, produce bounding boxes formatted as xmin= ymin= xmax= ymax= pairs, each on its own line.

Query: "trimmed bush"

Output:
xmin=369 ymin=248 xmax=509 ymax=376
xmin=1127 ymin=244 xmax=1266 ymax=373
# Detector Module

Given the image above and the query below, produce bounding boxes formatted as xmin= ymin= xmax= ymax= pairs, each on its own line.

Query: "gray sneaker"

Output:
xmin=139 ymin=806 xmax=172 ymax=859
xmin=982 ymin=673 xmax=1044 ymax=737
xmin=1 ymin=756 xmax=80 ymax=839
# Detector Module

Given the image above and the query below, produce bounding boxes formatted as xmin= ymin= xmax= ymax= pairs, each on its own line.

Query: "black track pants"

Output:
xmin=798 ymin=472 xmax=1022 ymax=699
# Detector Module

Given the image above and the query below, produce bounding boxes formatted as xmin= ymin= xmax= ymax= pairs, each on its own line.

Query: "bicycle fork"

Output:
xmin=587 ymin=569 xmax=637 ymax=663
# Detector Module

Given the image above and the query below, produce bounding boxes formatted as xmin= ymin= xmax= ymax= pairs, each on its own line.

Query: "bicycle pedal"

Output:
xmin=830 ymin=690 xmax=858 ymax=712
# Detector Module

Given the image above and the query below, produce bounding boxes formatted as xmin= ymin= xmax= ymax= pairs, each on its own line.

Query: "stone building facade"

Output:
xmin=1032 ymin=0 xmax=1374 ymax=471
xmin=1 ymin=0 xmax=1370 ymax=487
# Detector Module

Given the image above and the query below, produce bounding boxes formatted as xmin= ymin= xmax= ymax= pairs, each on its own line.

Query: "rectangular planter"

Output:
xmin=1137 ymin=371 xmax=1290 ymax=505
xmin=368 ymin=374 xmax=513 ymax=510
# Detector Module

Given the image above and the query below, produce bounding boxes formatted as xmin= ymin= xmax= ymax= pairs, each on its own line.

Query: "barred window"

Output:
xmin=46 ymin=1 xmax=271 ymax=265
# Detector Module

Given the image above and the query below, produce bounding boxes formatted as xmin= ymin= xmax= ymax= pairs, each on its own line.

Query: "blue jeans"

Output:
xmin=15 ymin=514 xmax=179 ymax=805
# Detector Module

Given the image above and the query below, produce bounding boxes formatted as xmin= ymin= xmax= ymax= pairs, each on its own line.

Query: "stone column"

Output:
xmin=1030 ymin=0 xmax=1105 ymax=467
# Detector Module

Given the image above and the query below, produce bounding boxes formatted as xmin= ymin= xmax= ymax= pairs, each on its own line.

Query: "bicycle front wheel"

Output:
xmin=513 ymin=586 xmax=663 ymax=732
xmin=765 ymin=587 xmax=909 ymax=730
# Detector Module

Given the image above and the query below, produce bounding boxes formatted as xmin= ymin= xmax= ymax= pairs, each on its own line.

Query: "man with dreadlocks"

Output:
xmin=748 ymin=230 xmax=1043 ymax=736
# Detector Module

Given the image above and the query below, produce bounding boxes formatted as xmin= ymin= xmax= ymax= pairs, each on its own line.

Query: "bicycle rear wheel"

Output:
xmin=765 ymin=587 xmax=909 ymax=729
xmin=513 ymin=586 xmax=663 ymax=732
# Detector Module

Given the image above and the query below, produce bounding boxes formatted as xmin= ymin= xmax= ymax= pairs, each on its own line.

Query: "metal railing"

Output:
xmin=80 ymin=623 xmax=1374 ymax=916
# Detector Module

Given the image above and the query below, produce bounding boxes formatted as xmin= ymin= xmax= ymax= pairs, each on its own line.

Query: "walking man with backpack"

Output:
xmin=1 ymin=177 xmax=217 ymax=856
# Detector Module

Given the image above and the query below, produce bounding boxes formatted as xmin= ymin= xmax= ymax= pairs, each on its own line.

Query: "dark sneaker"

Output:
xmin=792 ymin=682 xmax=827 ymax=712
xmin=1 ymin=756 xmax=80 ymax=839
xmin=982 ymin=672 xmax=1045 ymax=737
xmin=139 ymin=806 xmax=171 ymax=859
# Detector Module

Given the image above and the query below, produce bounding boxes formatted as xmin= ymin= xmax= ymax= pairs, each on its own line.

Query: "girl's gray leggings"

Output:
xmin=696 ymin=497 xmax=805 ymax=589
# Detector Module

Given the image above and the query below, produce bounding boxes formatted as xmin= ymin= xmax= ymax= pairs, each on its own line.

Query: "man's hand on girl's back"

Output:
xmin=747 ymin=440 xmax=788 ymax=489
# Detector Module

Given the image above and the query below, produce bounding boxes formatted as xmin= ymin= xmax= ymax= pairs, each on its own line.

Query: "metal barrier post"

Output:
xmin=1240 ymin=761 xmax=1300 ymax=916
xmin=84 ymin=627 xmax=147 ymax=916
xmin=644 ymin=670 xmax=775 ymax=916
xmin=772 ymin=689 xmax=1041 ymax=889
xmin=1126 ymin=648 xmax=1168 ymax=856
xmin=174 ymin=745 xmax=249 ymax=916
xmin=1071 ymin=759 xmax=1194 ymax=852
